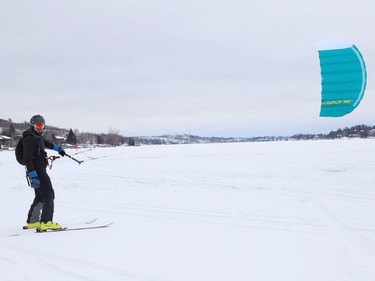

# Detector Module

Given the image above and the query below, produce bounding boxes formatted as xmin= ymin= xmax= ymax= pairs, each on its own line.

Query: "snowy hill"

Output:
xmin=1 ymin=139 xmax=375 ymax=281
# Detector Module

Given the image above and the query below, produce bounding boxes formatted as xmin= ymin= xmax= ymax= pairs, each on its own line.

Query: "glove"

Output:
xmin=27 ymin=170 xmax=40 ymax=189
xmin=53 ymin=144 xmax=66 ymax=156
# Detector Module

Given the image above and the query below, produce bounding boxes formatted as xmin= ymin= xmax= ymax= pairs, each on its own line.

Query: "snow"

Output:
xmin=1 ymin=139 xmax=375 ymax=281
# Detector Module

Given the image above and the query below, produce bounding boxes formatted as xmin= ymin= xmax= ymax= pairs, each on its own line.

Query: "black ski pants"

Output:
xmin=27 ymin=169 xmax=55 ymax=223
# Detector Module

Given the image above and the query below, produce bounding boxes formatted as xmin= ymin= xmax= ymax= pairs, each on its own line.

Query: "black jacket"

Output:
xmin=22 ymin=128 xmax=54 ymax=173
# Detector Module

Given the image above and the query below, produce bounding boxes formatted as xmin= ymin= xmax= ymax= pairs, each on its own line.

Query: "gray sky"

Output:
xmin=1 ymin=0 xmax=374 ymax=137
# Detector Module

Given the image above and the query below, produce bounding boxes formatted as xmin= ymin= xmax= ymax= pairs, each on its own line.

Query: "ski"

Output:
xmin=10 ymin=218 xmax=99 ymax=236
xmin=35 ymin=222 xmax=114 ymax=233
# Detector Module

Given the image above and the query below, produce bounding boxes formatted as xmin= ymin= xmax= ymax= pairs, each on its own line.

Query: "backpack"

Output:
xmin=15 ymin=138 xmax=25 ymax=165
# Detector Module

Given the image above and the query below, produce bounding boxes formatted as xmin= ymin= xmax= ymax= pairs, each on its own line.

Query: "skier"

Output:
xmin=22 ymin=114 xmax=66 ymax=231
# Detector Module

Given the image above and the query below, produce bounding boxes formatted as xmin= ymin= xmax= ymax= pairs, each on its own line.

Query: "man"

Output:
xmin=23 ymin=114 xmax=66 ymax=231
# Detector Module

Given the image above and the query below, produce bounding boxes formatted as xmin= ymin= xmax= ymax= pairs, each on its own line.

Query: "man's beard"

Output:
xmin=33 ymin=129 xmax=43 ymax=136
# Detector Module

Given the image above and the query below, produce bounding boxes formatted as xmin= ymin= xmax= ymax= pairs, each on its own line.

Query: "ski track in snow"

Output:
xmin=0 ymin=241 xmax=164 ymax=281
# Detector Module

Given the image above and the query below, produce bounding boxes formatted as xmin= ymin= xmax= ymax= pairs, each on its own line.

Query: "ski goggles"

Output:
xmin=34 ymin=123 xmax=45 ymax=129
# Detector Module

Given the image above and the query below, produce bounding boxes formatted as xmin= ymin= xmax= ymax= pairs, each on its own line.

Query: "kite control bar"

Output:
xmin=46 ymin=154 xmax=83 ymax=169
xmin=65 ymin=153 xmax=84 ymax=165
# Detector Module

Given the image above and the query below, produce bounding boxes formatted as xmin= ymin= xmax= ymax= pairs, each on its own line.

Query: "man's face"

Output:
xmin=33 ymin=123 xmax=45 ymax=135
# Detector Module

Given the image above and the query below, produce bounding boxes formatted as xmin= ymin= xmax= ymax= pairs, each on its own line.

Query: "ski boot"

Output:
xmin=37 ymin=221 xmax=62 ymax=232
xmin=23 ymin=221 xmax=41 ymax=229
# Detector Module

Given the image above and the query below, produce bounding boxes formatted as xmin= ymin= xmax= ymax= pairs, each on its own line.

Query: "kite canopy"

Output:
xmin=317 ymin=40 xmax=367 ymax=117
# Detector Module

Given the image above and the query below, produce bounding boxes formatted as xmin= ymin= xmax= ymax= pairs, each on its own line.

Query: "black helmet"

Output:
xmin=30 ymin=114 xmax=45 ymax=127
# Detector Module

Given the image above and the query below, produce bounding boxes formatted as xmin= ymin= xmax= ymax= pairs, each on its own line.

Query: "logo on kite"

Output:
xmin=317 ymin=40 xmax=367 ymax=117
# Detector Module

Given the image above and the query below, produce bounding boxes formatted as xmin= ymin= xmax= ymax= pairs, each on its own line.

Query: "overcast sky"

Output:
xmin=1 ymin=0 xmax=374 ymax=137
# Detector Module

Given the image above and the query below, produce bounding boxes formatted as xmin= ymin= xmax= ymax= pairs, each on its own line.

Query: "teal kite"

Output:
xmin=317 ymin=40 xmax=367 ymax=117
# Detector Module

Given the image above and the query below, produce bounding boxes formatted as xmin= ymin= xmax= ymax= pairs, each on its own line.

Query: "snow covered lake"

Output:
xmin=1 ymin=139 xmax=375 ymax=281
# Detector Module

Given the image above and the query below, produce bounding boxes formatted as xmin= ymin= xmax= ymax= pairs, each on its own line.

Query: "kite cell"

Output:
xmin=317 ymin=40 xmax=367 ymax=117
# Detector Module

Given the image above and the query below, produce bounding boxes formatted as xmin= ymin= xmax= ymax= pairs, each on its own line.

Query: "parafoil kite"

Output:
xmin=317 ymin=40 xmax=367 ymax=117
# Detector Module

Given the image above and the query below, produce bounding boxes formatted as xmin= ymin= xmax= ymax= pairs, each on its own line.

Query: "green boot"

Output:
xmin=39 ymin=221 xmax=62 ymax=231
xmin=24 ymin=222 xmax=41 ymax=229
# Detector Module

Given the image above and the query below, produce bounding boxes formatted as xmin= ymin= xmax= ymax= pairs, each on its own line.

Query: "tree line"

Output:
xmin=0 ymin=118 xmax=135 ymax=147
xmin=290 ymin=125 xmax=375 ymax=140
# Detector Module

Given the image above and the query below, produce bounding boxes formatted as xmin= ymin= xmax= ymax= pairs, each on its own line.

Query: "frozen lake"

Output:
xmin=1 ymin=139 xmax=375 ymax=281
